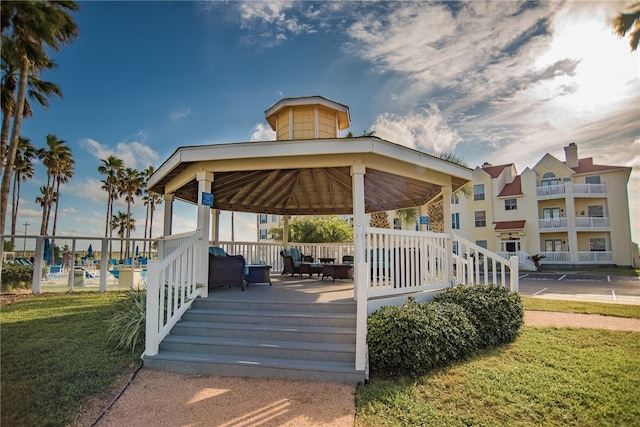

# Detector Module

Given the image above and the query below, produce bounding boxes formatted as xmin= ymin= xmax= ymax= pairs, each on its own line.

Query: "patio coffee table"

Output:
xmin=322 ymin=263 xmax=354 ymax=282
xmin=245 ymin=264 xmax=272 ymax=286
xmin=299 ymin=262 xmax=324 ymax=278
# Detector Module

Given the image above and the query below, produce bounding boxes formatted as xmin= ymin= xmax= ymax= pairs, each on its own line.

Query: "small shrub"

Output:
xmin=434 ymin=285 xmax=524 ymax=348
xmin=367 ymin=298 xmax=477 ymax=376
xmin=1 ymin=263 xmax=33 ymax=292
xmin=108 ymin=290 xmax=146 ymax=355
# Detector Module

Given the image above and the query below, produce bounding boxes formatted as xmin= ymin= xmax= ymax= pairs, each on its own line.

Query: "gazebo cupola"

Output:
xmin=264 ymin=96 xmax=351 ymax=141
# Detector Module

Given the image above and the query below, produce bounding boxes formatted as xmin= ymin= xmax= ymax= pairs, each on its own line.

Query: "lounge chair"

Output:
xmin=209 ymin=247 xmax=246 ymax=291
xmin=280 ymin=248 xmax=314 ymax=276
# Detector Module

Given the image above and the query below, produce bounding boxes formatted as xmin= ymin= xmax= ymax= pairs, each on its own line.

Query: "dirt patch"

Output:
xmin=88 ymin=370 xmax=356 ymax=427
xmin=0 ymin=290 xmax=34 ymax=305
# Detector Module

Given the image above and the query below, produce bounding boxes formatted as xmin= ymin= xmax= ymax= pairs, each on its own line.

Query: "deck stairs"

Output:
xmin=143 ymin=297 xmax=365 ymax=383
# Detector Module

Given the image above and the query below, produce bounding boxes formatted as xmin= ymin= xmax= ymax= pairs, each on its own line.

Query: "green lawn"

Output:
xmin=522 ymin=296 xmax=640 ymax=318
xmin=357 ymin=327 xmax=640 ymax=426
xmin=0 ymin=293 xmax=138 ymax=427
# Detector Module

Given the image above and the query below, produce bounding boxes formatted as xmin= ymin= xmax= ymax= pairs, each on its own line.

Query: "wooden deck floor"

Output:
xmin=206 ymin=273 xmax=354 ymax=303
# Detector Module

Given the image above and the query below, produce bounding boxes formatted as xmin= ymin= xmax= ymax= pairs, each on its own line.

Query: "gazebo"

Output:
xmin=144 ymin=96 xmax=479 ymax=379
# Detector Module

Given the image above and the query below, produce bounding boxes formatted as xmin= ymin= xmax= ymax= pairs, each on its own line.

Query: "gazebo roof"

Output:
xmin=147 ymin=136 xmax=471 ymax=215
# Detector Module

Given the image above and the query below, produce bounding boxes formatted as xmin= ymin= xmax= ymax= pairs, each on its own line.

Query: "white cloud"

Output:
xmin=250 ymin=123 xmax=276 ymax=142
xmin=170 ymin=106 xmax=191 ymax=121
xmin=80 ymin=137 xmax=160 ymax=170
xmin=372 ymin=104 xmax=462 ymax=153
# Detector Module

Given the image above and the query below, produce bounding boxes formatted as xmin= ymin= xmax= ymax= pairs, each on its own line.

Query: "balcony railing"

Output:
xmin=536 ymin=183 xmax=607 ymax=198
xmin=578 ymin=251 xmax=613 ymax=263
xmin=536 ymin=184 xmax=565 ymax=198
xmin=538 ymin=218 xmax=568 ymax=229
xmin=573 ymin=183 xmax=607 ymax=196
xmin=575 ymin=217 xmax=610 ymax=228
xmin=539 ymin=252 xmax=570 ymax=263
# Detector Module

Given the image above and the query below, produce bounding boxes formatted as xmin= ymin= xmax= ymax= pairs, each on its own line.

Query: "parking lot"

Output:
xmin=518 ymin=272 xmax=640 ymax=305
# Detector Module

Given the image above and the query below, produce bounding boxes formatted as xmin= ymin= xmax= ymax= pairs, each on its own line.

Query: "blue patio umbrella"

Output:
xmin=87 ymin=244 xmax=94 ymax=258
xmin=43 ymin=238 xmax=51 ymax=263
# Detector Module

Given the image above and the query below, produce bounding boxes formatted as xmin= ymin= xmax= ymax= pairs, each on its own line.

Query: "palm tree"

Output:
xmin=146 ymin=192 xmax=162 ymax=258
xmin=37 ymin=134 xmax=68 ymax=235
xmin=140 ymin=165 xmax=154 ymax=256
xmin=98 ymin=155 xmax=124 ymax=258
xmin=35 ymin=185 xmax=56 ymax=262
xmin=369 ymin=211 xmax=390 ymax=228
xmin=119 ymin=167 xmax=143 ymax=258
xmin=49 ymin=140 xmax=73 ymax=241
xmin=10 ymin=136 xmax=35 ymax=247
xmin=613 ymin=3 xmax=640 ymax=51
xmin=0 ymin=0 xmax=79 ymax=244
xmin=395 ymin=207 xmax=419 ymax=230
xmin=112 ymin=210 xmax=129 ymax=261
xmin=2 ymin=38 xmax=61 ymax=169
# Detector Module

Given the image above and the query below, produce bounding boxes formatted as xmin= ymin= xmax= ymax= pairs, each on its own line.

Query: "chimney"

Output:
xmin=564 ymin=142 xmax=578 ymax=168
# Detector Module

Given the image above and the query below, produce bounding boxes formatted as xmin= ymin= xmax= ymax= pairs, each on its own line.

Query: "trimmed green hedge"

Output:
xmin=434 ymin=284 xmax=524 ymax=348
xmin=1 ymin=263 xmax=33 ymax=292
xmin=367 ymin=299 xmax=477 ymax=376
xmin=367 ymin=285 xmax=524 ymax=376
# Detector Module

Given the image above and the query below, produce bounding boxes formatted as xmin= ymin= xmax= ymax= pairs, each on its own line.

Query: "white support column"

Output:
xmin=564 ymin=185 xmax=579 ymax=263
xmin=32 ymin=237 xmax=43 ymax=294
xmin=351 ymin=164 xmax=368 ymax=373
xmin=211 ymin=209 xmax=220 ymax=245
xmin=283 ymin=215 xmax=290 ymax=248
xmin=197 ymin=171 xmax=213 ymax=298
xmin=441 ymin=185 xmax=454 ymax=286
xmin=163 ymin=193 xmax=174 ymax=238
xmin=509 ymin=256 xmax=519 ymax=292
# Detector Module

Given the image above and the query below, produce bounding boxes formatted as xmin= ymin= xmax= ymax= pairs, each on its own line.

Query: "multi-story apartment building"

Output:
xmin=452 ymin=143 xmax=637 ymax=268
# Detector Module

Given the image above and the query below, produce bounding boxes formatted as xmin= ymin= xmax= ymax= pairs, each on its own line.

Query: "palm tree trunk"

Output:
xmin=143 ymin=202 xmax=149 ymax=255
xmin=0 ymin=101 xmax=13 ymax=175
xmin=50 ymin=179 xmax=61 ymax=257
xmin=231 ymin=211 xmax=235 ymax=241
xmin=0 ymin=55 xmax=29 ymax=242
xmin=11 ymin=171 xmax=19 ymax=247
xmin=148 ymin=204 xmax=154 ymax=258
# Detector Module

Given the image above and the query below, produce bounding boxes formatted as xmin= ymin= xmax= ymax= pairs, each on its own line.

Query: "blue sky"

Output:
xmin=10 ymin=1 xmax=640 ymax=246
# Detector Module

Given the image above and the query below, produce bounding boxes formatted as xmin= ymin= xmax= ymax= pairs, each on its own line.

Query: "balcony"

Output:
xmin=536 ymin=183 xmax=608 ymax=199
xmin=539 ymin=252 xmax=570 ymax=263
xmin=572 ymin=183 xmax=607 ymax=196
xmin=536 ymin=184 xmax=565 ymax=199
xmin=578 ymin=251 xmax=613 ymax=263
xmin=538 ymin=218 xmax=567 ymax=230
xmin=575 ymin=217 xmax=610 ymax=229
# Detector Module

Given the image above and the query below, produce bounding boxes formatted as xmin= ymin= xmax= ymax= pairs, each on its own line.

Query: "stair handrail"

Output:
xmin=145 ymin=228 xmax=203 ymax=357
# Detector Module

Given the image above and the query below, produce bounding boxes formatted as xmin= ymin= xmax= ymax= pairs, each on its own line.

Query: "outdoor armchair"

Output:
xmin=280 ymin=247 xmax=313 ymax=276
xmin=209 ymin=246 xmax=246 ymax=291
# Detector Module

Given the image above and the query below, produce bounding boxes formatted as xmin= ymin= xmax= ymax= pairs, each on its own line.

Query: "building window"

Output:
xmin=452 ymin=213 xmax=460 ymax=230
xmin=451 ymin=193 xmax=459 ymax=204
xmin=272 ymin=214 xmax=278 ymax=222
xmin=259 ymin=229 xmax=268 ymax=240
xmin=587 ymin=205 xmax=604 ymax=217
xmin=393 ymin=218 xmax=402 ymax=230
xmin=590 ymin=238 xmax=606 ymax=252
xmin=473 ymin=184 xmax=485 ymax=201
xmin=541 ymin=172 xmax=560 ymax=186
xmin=585 ymin=175 xmax=601 ymax=185
xmin=259 ymin=214 xmax=267 ymax=224
xmin=474 ymin=211 xmax=486 ymax=227
xmin=475 ymin=240 xmax=488 ymax=249
xmin=542 ymin=207 xmax=561 ymax=219
xmin=504 ymin=198 xmax=517 ymax=211
xmin=545 ymin=239 xmax=562 ymax=252
xmin=452 ymin=241 xmax=459 ymax=255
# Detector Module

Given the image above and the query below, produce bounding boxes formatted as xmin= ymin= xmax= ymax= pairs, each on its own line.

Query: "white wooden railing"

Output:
xmin=575 ymin=217 xmax=610 ymax=228
xmin=145 ymin=229 xmax=203 ymax=357
xmin=365 ymin=227 xmax=450 ymax=297
xmin=538 ymin=218 xmax=568 ymax=229
xmin=452 ymin=233 xmax=519 ymax=291
xmin=497 ymin=251 xmax=536 ymax=271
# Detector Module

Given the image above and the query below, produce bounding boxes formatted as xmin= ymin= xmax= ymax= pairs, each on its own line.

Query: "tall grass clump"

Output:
xmin=108 ymin=289 xmax=146 ymax=355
